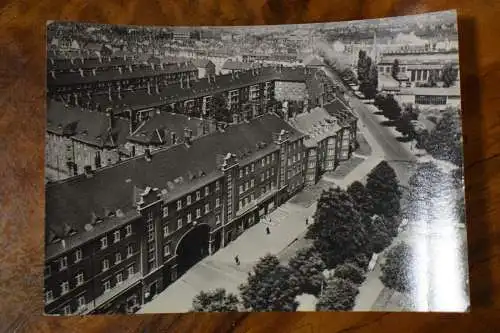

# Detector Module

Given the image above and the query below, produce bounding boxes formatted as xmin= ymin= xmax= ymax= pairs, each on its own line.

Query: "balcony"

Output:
xmin=75 ymin=273 xmax=142 ymax=315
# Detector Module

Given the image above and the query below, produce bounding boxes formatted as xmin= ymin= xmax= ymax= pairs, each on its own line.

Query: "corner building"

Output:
xmin=44 ymin=114 xmax=306 ymax=315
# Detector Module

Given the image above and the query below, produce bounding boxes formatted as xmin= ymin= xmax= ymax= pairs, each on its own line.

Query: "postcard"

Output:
xmin=44 ymin=10 xmax=468 ymax=314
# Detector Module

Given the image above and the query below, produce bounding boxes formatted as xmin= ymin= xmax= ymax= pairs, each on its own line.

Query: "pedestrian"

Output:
xmin=234 ymin=255 xmax=240 ymax=266
xmin=266 ymin=226 xmax=270 ymax=235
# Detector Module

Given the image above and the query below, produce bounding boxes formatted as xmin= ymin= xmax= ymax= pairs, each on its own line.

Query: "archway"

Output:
xmin=175 ymin=223 xmax=210 ymax=276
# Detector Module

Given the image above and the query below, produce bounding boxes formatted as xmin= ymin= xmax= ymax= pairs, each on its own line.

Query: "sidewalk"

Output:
xmin=138 ymin=195 xmax=319 ymax=313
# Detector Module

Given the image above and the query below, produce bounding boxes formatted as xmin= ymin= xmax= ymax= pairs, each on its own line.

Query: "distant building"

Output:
xmin=394 ymin=87 xmax=461 ymax=110
xmin=220 ymin=60 xmax=254 ymax=75
xmin=190 ymin=58 xmax=216 ymax=78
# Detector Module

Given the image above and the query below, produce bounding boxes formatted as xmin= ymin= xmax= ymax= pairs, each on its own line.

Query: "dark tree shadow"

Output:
xmin=380 ymin=120 xmax=397 ymax=126
xmin=395 ymin=136 xmax=413 ymax=143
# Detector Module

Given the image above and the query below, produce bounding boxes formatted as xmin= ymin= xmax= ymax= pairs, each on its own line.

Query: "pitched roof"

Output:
xmin=46 ymin=100 xmax=130 ymax=148
xmin=47 ymin=56 xmax=137 ymax=72
xmin=45 ymin=114 xmax=304 ymax=257
xmin=87 ymin=67 xmax=315 ymax=114
xmin=191 ymin=58 xmax=214 ymax=68
xmin=305 ymin=57 xmax=325 ymax=67
xmin=127 ymin=112 xmax=216 ymax=145
xmin=221 ymin=60 xmax=254 ymax=70
xmin=288 ymin=107 xmax=341 ymax=147
xmin=47 ymin=61 xmax=197 ymax=87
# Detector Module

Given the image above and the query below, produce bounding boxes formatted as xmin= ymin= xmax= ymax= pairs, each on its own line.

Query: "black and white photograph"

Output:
xmin=44 ymin=10 xmax=469 ymax=315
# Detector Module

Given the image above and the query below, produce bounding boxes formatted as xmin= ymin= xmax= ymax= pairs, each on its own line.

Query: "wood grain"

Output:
xmin=1 ymin=0 xmax=500 ymax=332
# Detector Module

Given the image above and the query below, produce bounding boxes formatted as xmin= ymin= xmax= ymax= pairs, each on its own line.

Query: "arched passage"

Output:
xmin=175 ymin=223 xmax=210 ymax=276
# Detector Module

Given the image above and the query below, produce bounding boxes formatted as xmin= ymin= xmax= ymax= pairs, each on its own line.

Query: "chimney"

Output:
xmin=98 ymin=54 xmax=102 ymax=63
xmin=128 ymin=65 xmax=133 ymax=72
xmin=155 ymin=81 xmax=160 ymax=94
xmin=147 ymin=81 xmax=151 ymax=95
xmin=73 ymin=93 xmax=79 ymax=106
xmin=118 ymin=67 xmax=123 ymax=74
xmin=231 ymin=71 xmax=235 ymax=80
xmin=145 ymin=148 xmax=152 ymax=162
xmin=78 ymin=68 xmax=84 ymax=77
xmin=92 ymin=68 xmax=96 ymax=76
xmin=84 ymin=165 xmax=94 ymax=178
xmin=171 ymin=132 xmax=177 ymax=145
xmin=108 ymin=86 xmax=112 ymax=102
xmin=70 ymin=58 xmax=74 ymax=65
xmin=117 ymin=85 xmax=122 ymax=99
xmin=186 ymin=76 xmax=191 ymax=88
xmin=50 ymin=70 xmax=56 ymax=79
xmin=61 ymin=239 xmax=66 ymax=249
xmin=106 ymin=108 xmax=114 ymax=129
xmin=150 ymin=63 xmax=155 ymax=70
xmin=180 ymin=76 xmax=184 ymax=89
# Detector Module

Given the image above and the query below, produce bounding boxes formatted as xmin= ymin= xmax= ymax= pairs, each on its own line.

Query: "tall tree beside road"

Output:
xmin=364 ymin=214 xmax=393 ymax=254
xmin=333 ymin=262 xmax=366 ymax=285
xmin=374 ymin=93 xmax=402 ymax=121
xmin=421 ymin=108 xmax=463 ymax=166
xmin=391 ymin=59 xmax=400 ymax=80
xmin=288 ymin=247 xmax=326 ymax=296
xmin=359 ymin=57 xmax=378 ymax=99
xmin=191 ymin=288 xmax=239 ymax=312
xmin=211 ymin=93 xmax=232 ymax=123
xmin=380 ymin=242 xmax=414 ymax=293
xmin=306 ymin=187 xmax=369 ymax=268
xmin=315 ymin=278 xmax=359 ymax=311
xmin=441 ymin=63 xmax=459 ymax=87
xmin=357 ymin=50 xmax=368 ymax=82
xmin=239 ymin=254 xmax=301 ymax=312
xmin=397 ymin=104 xmax=419 ymax=139
xmin=347 ymin=181 xmax=374 ymax=216
xmin=366 ymin=161 xmax=402 ymax=220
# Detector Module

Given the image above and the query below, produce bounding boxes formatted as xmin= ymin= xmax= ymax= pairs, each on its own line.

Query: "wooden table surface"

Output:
xmin=1 ymin=0 xmax=500 ymax=332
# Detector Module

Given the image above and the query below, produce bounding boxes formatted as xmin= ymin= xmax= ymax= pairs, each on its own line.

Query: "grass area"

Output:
xmin=355 ymin=132 xmax=372 ymax=156
xmin=325 ymin=156 xmax=365 ymax=179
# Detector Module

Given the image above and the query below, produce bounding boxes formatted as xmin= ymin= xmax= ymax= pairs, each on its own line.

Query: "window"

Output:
xmin=187 ymin=195 xmax=192 ymax=205
xmin=272 ymin=153 xmax=275 ymax=162
xmin=162 ymin=206 xmax=169 ymax=218
xmin=116 ymin=273 xmax=123 ymax=284
xmin=261 ymin=159 xmax=265 ymax=167
xmin=177 ymin=200 xmax=182 ymax=211
xmin=205 ymin=203 xmax=210 ymax=214
xmin=216 ymin=215 xmax=221 ymax=225
xmin=177 ymin=218 xmax=182 ymax=229
xmin=126 ymin=224 xmax=132 ymax=236
xmin=104 ymin=280 xmax=111 ymax=292
xmin=147 ymin=211 xmax=153 ymax=222
xmin=45 ymin=290 xmax=53 ymax=304
xmin=215 ymin=198 xmax=220 ymax=208
xmin=163 ymin=225 xmax=169 ymax=237
xmin=216 ymin=181 xmax=220 ymax=191
xmin=114 ymin=230 xmax=120 ymax=243
xmin=196 ymin=208 xmax=201 ymax=218
xmin=261 ymin=173 xmax=265 ymax=181
xmin=63 ymin=305 xmax=71 ymax=315
xmin=251 ymin=163 xmax=255 ymax=172
xmin=164 ymin=243 xmax=171 ymax=256
xmin=239 ymin=169 xmax=243 ymax=178
xmin=100 ymin=237 xmax=108 ymax=249
xmin=61 ymin=281 xmax=70 ymax=295
xmin=76 ymin=272 xmax=84 ymax=286
xmin=127 ymin=265 xmax=134 ymax=276
xmin=251 ymin=194 xmax=255 ymax=201
xmin=239 ymin=185 xmax=243 ymax=194
xmin=245 ymin=167 xmax=249 ymax=176
xmin=127 ymin=245 xmax=133 ymax=257
xmin=267 ymin=156 xmax=271 ymax=164
xmin=205 ymin=186 xmax=209 ymax=196
xmin=59 ymin=256 xmax=68 ymax=271
xmin=251 ymin=179 xmax=255 ymax=188
xmin=75 ymin=249 xmax=82 ymax=263
xmin=187 ymin=213 xmax=192 ymax=223
xmin=102 ymin=259 xmax=109 ymax=272
xmin=115 ymin=252 xmax=122 ymax=264
xmin=147 ymin=222 xmax=154 ymax=232
xmin=148 ymin=230 xmax=154 ymax=242
xmin=196 ymin=191 xmax=201 ymax=200
xmin=77 ymin=296 xmax=86 ymax=309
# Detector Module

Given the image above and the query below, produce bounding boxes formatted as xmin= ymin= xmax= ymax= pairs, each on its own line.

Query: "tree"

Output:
xmin=374 ymin=94 xmax=402 ymax=121
xmin=421 ymin=108 xmax=463 ymax=166
xmin=288 ymin=247 xmax=326 ymax=296
xmin=333 ymin=262 xmax=366 ymax=285
xmin=359 ymin=57 xmax=378 ymax=99
xmin=239 ymin=254 xmax=301 ymax=311
xmin=211 ymin=93 xmax=231 ymax=123
xmin=347 ymin=181 xmax=374 ymax=216
xmin=357 ymin=50 xmax=368 ymax=82
xmin=306 ymin=187 xmax=369 ymax=268
xmin=391 ymin=59 xmax=400 ymax=80
xmin=380 ymin=242 xmax=414 ymax=293
xmin=315 ymin=278 xmax=359 ymax=311
xmin=191 ymin=288 xmax=239 ymax=312
xmin=428 ymin=70 xmax=438 ymax=87
xmin=441 ymin=63 xmax=459 ymax=87
xmin=365 ymin=214 xmax=393 ymax=253
xmin=397 ymin=104 xmax=419 ymax=139
xmin=366 ymin=161 xmax=402 ymax=220
xmin=345 ymin=253 xmax=370 ymax=272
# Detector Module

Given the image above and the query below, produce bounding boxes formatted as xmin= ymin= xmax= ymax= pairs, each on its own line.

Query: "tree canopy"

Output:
xmin=441 ymin=63 xmax=459 ymax=87
xmin=288 ymin=247 xmax=326 ymax=296
xmin=211 ymin=93 xmax=232 ymax=123
xmin=191 ymin=288 xmax=240 ymax=312
xmin=374 ymin=93 xmax=402 ymax=121
xmin=306 ymin=187 xmax=369 ymax=268
xmin=315 ymin=278 xmax=359 ymax=311
xmin=239 ymin=254 xmax=301 ymax=311
xmin=363 ymin=214 xmax=393 ymax=254
xmin=333 ymin=262 xmax=366 ymax=285
xmin=391 ymin=59 xmax=400 ymax=80
xmin=347 ymin=181 xmax=374 ymax=216
xmin=380 ymin=242 xmax=414 ymax=293
xmin=366 ymin=161 xmax=402 ymax=219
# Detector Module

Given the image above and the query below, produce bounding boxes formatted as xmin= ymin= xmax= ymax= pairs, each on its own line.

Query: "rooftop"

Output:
xmin=46 ymin=100 xmax=130 ymax=148
xmin=221 ymin=60 xmax=255 ymax=70
xmin=399 ymin=87 xmax=461 ymax=96
xmin=45 ymin=113 xmax=304 ymax=258
xmin=288 ymin=107 xmax=341 ymax=147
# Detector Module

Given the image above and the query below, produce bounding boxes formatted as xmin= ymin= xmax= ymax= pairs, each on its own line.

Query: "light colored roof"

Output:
xmin=399 ymin=87 xmax=461 ymax=97
xmin=288 ymin=107 xmax=341 ymax=147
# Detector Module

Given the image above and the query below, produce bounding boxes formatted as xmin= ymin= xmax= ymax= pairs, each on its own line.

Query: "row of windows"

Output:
xmin=47 ymin=224 xmax=133 ymax=277
xmin=101 ymin=244 xmax=135 ymax=273
xmin=415 ymin=95 xmax=448 ymax=105
xmin=165 ymin=182 xmax=220 ymax=215
xmin=163 ymin=200 xmax=220 ymax=237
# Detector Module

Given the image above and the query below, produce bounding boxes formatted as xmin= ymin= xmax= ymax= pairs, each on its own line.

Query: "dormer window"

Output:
xmin=59 ymin=256 xmax=68 ymax=271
